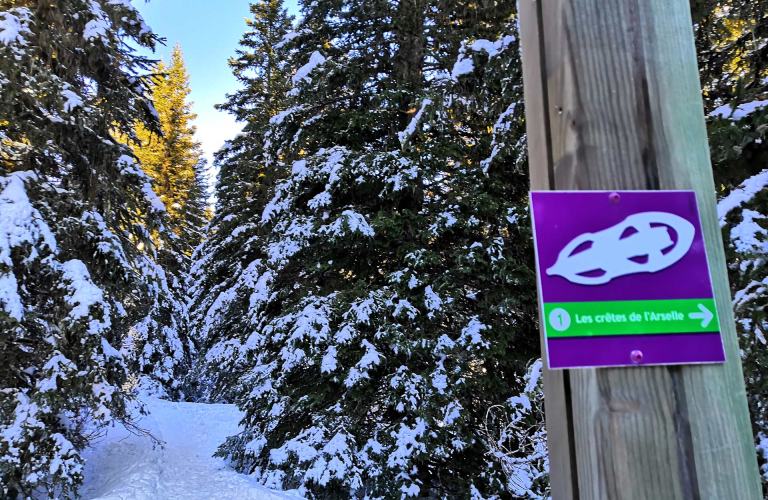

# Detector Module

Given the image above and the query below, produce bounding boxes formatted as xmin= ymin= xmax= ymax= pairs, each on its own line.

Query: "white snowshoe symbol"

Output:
xmin=546 ymin=212 xmax=695 ymax=285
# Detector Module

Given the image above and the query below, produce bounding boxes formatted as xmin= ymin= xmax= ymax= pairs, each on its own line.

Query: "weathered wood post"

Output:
xmin=518 ymin=1 xmax=762 ymax=498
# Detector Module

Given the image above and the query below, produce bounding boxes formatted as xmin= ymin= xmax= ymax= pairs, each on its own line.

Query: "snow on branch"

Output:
xmin=710 ymin=100 xmax=768 ymax=121
xmin=451 ymin=35 xmax=516 ymax=80
xmin=0 ymin=172 xmax=57 ymax=321
xmin=729 ymin=209 xmax=768 ymax=255
xmin=142 ymin=182 xmax=167 ymax=213
xmin=275 ymin=28 xmax=302 ymax=49
xmin=269 ymin=105 xmax=305 ymax=126
xmin=344 ymin=339 xmax=381 ymax=387
xmin=0 ymin=7 xmax=31 ymax=45
xmin=62 ymin=89 xmax=84 ymax=113
xmin=61 ymin=259 xmax=112 ymax=335
xmin=320 ymin=210 xmax=375 ymax=239
xmin=116 ymin=155 xmax=167 ymax=213
xmin=84 ymin=1 xmax=110 ymax=42
xmin=398 ymin=98 xmax=432 ymax=147
xmin=107 ymin=0 xmax=153 ymax=36
xmin=717 ymin=170 xmax=768 ymax=226
xmin=292 ymin=51 xmax=327 ymax=85
xmin=481 ymin=102 xmax=518 ymax=173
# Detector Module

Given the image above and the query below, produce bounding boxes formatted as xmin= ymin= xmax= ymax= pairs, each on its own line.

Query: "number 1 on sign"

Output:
xmin=549 ymin=308 xmax=571 ymax=332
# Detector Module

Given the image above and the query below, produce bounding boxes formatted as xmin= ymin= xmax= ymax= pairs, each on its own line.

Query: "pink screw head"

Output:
xmin=630 ymin=350 xmax=643 ymax=364
xmin=609 ymin=192 xmax=621 ymax=204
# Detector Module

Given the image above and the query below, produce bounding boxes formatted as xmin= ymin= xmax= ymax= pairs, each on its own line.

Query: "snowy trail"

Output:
xmin=81 ymin=398 xmax=298 ymax=500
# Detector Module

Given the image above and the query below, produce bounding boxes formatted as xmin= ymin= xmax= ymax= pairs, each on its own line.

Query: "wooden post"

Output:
xmin=518 ymin=1 xmax=762 ymax=499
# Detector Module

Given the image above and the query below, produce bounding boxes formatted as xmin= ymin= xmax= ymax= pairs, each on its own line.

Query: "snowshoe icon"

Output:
xmin=546 ymin=212 xmax=695 ymax=286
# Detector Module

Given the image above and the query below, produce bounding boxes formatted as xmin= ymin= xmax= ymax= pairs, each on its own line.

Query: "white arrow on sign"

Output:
xmin=689 ymin=303 xmax=714 ymax=328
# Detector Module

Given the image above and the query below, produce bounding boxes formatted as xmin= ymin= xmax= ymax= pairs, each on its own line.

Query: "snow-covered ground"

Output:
xmin=80 ymin=397 xmax=298 ymax=500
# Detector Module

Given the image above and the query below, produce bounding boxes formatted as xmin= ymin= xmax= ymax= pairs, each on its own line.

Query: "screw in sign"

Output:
xmin=530 ymin=191 xmax=726 ymax=369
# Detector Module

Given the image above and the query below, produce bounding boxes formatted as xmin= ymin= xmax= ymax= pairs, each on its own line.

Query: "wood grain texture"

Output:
xmin=519 ymin=0 xmax=577 ymax=498
xmin=518 ymin=0 xmax=762 ymax=498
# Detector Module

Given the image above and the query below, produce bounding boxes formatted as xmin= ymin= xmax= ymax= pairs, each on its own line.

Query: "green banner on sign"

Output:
xmin=543 ymin=298 xmax=719 ymax=338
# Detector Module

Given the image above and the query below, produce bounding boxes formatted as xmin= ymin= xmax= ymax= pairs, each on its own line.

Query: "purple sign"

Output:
xmin=530 ymin=191 xmax=726 ymax=369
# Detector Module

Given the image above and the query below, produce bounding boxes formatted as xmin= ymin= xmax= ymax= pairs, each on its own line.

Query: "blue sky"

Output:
xmin=135 ymin=0 xmax=300 ymax=166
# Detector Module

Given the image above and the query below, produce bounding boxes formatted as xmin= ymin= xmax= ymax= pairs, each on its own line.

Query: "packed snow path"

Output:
xmin=80 ymin=397 xmax=298 ymax=500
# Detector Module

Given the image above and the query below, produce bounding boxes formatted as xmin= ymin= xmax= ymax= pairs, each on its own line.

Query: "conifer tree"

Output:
xmin=123 ymin=234 xmax=193 ymax=400
xmin=0 ymin=1 xmax=184 ymax=498
xmin=694 ymin=0 xmax=768 ymax=190
xmin=693 ymin=0 xmax=768 ymax=490
xmin=188 ymin=158 xmax=212 ymax=239
xmin=134 ymin=44 xmax=208 ymax=256
xmin=123 ymin=45 xmax=206 ymax=400
xmin=188 ymin=0 xmax=293 ymax=402
xmin=196 ymin=1 xmax=541 ymax=497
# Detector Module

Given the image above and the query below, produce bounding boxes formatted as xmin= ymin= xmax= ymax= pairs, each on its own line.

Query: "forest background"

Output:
xmin=0 ymin=0 xmax=766 ymax=499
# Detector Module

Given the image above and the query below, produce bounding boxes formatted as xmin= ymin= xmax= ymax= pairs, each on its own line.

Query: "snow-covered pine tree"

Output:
xmin=124 ymin=231 xmax=193 ymax=400
xmin=694 ymin=0 xmax=768 ymax=191
xmin=185 ymin=158 xmax=212 ymax=246
xmin=204 ymin=1 xmax=540 ymax=497
xmin=188 ymin=0 xmax=294 ymax=402
xmin=435 ymin=12 xmax=549 ymax=498
xmin=693 ymin=0 xmax=768 ymax=491
xmin=718 ymin=170 xmax=768 ymax=492
xmin=123 ymin=44 xmax=208 ymax=399
xmin=0 ymin=1 xmax=185 ymax=497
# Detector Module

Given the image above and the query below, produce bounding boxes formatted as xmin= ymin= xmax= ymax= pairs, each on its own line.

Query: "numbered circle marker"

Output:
xmin=549 ymin=308 xmax=571 ymax=332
